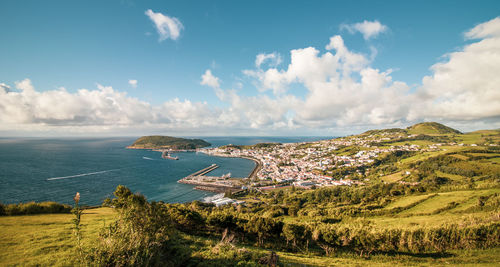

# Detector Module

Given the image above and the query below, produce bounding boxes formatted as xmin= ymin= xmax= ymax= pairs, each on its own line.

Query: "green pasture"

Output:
xmin=0 ymin=207 xmax=115 ymax=266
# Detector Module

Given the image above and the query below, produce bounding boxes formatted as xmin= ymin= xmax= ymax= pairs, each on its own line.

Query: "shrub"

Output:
xmin=87 ymin=185 xmax=190 ymax=266
xmin=1 ymin=201 xmax=71 ymax=216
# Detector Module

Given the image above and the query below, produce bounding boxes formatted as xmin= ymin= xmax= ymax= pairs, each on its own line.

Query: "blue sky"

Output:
xmin=0 ymin=0 xmax=499 ymax=136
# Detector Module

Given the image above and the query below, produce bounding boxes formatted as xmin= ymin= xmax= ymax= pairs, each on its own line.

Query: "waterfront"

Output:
xmin=0 ymin=136 xmax=328 ymax=206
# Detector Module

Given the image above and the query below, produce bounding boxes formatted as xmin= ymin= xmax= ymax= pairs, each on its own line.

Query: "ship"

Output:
xmin=162 ymin=151 xmax=179 ymax=160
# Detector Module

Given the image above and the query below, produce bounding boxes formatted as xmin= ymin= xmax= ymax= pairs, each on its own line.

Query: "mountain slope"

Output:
xmin=407 ymin=122 xmax=461 ymax=135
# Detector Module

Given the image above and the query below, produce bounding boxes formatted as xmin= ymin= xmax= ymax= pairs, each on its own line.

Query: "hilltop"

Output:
xmin=407 ymin=122 xmax=461 ymax=135
xmin=127 ymin=135 xmax=210 ymax=150
xmin=361 ymin=122 xmax=461 ymax=136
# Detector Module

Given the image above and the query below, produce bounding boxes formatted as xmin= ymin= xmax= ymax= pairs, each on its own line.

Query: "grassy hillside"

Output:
xmin=407 ymin=122 xmax=461 ymax=135
xmin=1 ymin=206 xmax=499 ymax=266
xmin=0 ymin=208 xmax=115 ymax=266
xmin=128 ymin=135 xmax=211 ymax=149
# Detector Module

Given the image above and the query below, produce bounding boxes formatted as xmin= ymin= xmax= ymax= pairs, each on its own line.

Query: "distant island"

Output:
xmin=127 ymin=135 xmax=211 ymax=150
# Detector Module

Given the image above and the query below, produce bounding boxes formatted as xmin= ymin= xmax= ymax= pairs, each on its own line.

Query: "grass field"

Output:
xmin=489 ymin=157 xmax=500 ymax=163
xmin=384 ymin=193 xmax=433 ymax=209
xmin=399 ymin=190 xmax=477 ymax=215
xmin=380 ymin=171 xmax=405 ymax=183
xmin=367 ymin=210 xmax=498 ymax=229
xmin=276 ymin=247 xmax=500 ymax=266
xmin=435 ymin=170 xmax=464 ymax=181
xmin=399 ymin=146 xmax=465 ymax=164
xmin=2 ymin=207 xmax=498 ymax=266
xmin=0 ymin=207 xmax=115 ymax=266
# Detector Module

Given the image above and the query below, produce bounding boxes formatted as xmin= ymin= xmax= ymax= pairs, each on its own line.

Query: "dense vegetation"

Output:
xmin=0 ymin=201 xmax=71 ymax=216
xmin=128 ymin=135 xmax=211 ymax=150
xmin=73 ymin=178 xmax=499 ymax=266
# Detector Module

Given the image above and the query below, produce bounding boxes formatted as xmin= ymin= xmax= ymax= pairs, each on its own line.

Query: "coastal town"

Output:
xmin=197 ymin=129 xmax=481 ymax=191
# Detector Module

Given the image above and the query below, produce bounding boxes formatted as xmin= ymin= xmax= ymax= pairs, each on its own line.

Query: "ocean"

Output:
xmin=0 ymin=136 xmax=329 ymax=206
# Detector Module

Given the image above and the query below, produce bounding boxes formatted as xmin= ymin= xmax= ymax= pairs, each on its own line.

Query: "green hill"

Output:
xmin=407 ymin=122 xmax=461 ymax=135
xmin=362 ymin=128 xmax=407 ymax=136
xmin=127 ymin=136 xmax=210 ymax=150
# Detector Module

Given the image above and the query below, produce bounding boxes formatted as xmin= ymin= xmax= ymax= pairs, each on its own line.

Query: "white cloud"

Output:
xmin=341 ymin=20 xmax=388 ymax=40
xmin=255 ymin=52 xmax=282 ymax=68
xmin=145 ymin=9 xmax=183 ymax=41
xmin=465 ymin=17 xmax=500 ymax=39
xmin=3 ymin=18 xmax=500 ymax=136
xmin=411 ymin=17 xmax=500 ymax=121
xmin=0 ymin=83 xmax=10 ymax=93
xmin=128 ymin=79 xmax=138 ymax=88
xmin=0 ymin=79 xmax=235 ymax=135
xmin=241 ymin=34 xmax=410 ymax=128
xmin=238 ymin=18 xmax=500 ymax=131
xmin=200 ymin=69 xmax=220 ymax=89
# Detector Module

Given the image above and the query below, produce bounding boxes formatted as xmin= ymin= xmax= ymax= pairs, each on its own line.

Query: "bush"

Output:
xmin=87 ymin=185 xmax=190 ymax=266
xmin=0 ymin=201 xmax=72 ymax=216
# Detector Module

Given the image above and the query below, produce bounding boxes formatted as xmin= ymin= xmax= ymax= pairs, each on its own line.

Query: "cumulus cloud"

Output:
xmin=255 ymin=52 xmax=282 ymax=68
xmin=145 ymin=9 xmax=183 ymax=41
xmin=240 ymin=18 xmax=500 ymax=131
xmin=245 ymin=35 xmax=409 ymax=127
xmin=3 ymin=18 xmax=500 ymax=135
xmin=0 ymin=83 xmax=10 ymax=93
xmin=341 ymin=20 xmax=388 ymax=40
xmin=200 ymin=69 xmax=220 ymax=89
xmin=465 ymin=17 xmax=500 ymax=39
xmin=411 ymin=17 xmax=500 ymax=122
xmin=128 ymin=79 xmax=138 ymax=88
xmin=0 ymin=79 xmax=235 ymax=135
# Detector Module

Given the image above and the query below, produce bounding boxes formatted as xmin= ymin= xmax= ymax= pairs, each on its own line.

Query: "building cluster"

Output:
xmin=198 ymin=131 xmax=460 ymax=190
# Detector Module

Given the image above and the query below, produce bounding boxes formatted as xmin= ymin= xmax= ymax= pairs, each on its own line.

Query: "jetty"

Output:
xmin=178 ymin=164 xmax=243 ymax=193
xmin=187 ymin=164 xmax=219 ymax=177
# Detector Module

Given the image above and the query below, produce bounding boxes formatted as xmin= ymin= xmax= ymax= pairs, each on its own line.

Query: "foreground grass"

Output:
xmin=1 ymin=207 xmax=499 ymax=266
xmin=0 ymin=207 xmax=115 ymax=266
xmin=276 ymin=247 xmax=500 ymax=266
xmin=186 ymin=233 xmax=500 ymax=266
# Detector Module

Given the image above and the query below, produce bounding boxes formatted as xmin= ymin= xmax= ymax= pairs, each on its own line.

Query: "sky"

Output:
xmin=0 ymin=0 xmax=499 ymax=136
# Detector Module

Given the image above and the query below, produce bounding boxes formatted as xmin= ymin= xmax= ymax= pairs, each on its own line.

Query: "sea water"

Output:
xmin=0 ymin=136 xmax=328 ymax=206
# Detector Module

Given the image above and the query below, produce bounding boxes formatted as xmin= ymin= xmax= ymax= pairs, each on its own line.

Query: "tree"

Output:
xmin=245 ymin=217 xmax=283 ymax=246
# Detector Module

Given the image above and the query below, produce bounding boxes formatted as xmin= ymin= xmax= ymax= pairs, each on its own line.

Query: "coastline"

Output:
xmin=129 ymin=145 xmax=262 ymax=193
xmin=126 ymin=146 xmax=196 ymax=152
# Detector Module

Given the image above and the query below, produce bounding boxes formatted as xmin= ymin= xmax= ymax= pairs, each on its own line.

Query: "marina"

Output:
xmin=178 ymin=164 xmax=248 ymax=193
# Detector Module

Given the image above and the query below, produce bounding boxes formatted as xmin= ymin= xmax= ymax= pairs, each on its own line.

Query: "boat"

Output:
xmin=161 ymin=151 xmax=179 ymax=160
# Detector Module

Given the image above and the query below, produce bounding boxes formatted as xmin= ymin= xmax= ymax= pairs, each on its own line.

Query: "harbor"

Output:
xmin=178 ymin=164 xmax=247 ymax=193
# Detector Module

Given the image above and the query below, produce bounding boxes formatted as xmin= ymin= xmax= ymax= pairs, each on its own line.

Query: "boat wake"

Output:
xmin=142 ymin=156 xmax=155 ymax=160
xmin=46 ymin=169 xmax=120 ymax=181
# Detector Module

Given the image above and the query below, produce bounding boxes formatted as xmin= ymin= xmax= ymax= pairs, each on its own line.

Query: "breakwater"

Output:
xmin=178 ymin=164 xmax=243 ymax=193
xmin=186 ymin=164 xmax=219 ymax=177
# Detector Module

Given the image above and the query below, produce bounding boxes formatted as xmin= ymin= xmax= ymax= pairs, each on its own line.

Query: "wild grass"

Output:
xmin=367 ymin=211 xmax=499 ymax=230
xmin=0 ymin=207 xmax=115 ymax=266
xmin=435 ymin=170 xmax=464 ymax=181
xmin=399 ymin=191 xmax=476 ymax=215
xmin=380 ymin=171 xmax=405 ymax=183
xmin=384 ymin=193 xmax=434 ymax=209
xmin=1 ymin=204 xmax=500 ymax=266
